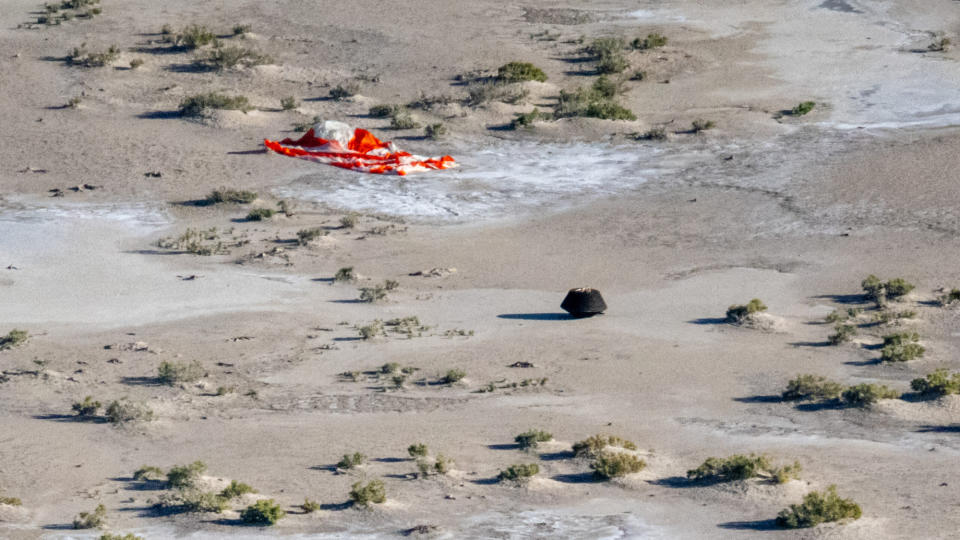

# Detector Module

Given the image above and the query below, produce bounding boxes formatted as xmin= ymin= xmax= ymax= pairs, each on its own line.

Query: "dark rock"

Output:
xmin=561 ymin=288 xmax=607 ymax=317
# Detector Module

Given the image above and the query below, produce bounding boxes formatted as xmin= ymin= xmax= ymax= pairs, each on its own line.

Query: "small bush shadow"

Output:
xmin=788 ymin=341 xmax=833 ymax=348
xmin=688 ymin=318 xmax=729 ymax=325
xmin=812 ymin=293 xmax=868 ymax=305
xmin=487 ymin=443 xmax=521 ymax=450
xmin=372 ymin=457 xmax=407 ymax=463
xmin=551 ymin=472 xmax=600 ymax=484
xmin=33 ymin=414 xmax=104 ymax=423
xmin=843 ymin=358 xmax=881 ymax=367
xmin=309 ymin=465 xmax=338 ymax=472
xmin=121 ymin=376 xmax=163 ymax=386
xmin=539 ymin=451 xmax=575 ymax=461
xmin=733 ymin=395 xmax=782 ymax=404
xmin=916 ymin=424 xmax=960 ymax=433
xmin=717 ymin=519 xmax=779 ymax=531
xmin=320 ymin=501 xmax=353 ymax=511
xmin=137 ymin=110 xmax=181 ymax=120
xmin=794 ymin=400 xmax=846 ymax=412
xmin=648 ymin=476 xmax=695 ymax=488
xmin=471 ymin=477 xmax=500 ymax=485
xmin=498 ymin=313 xmax=572 ymax=321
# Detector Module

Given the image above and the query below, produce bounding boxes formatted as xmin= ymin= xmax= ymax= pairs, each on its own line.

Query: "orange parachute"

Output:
xmin=264 ymin=121 xmax=456 ymax=175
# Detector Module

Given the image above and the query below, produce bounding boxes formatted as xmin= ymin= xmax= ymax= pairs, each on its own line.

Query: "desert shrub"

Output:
xmin=514 ymin=429 xmax=552 ymax=449
xmin=583 ymin=37 xmax=629 ymax=74
xmin=0 ymin=496 xmax=22 ymax=506
xmin=164 ymin=490 xmax=228 ymax=513
xmin=174 ymin=25 xmax=216 ymax=49
xmin=591 ymin=452 xmax=646 ymax=479
xmin=129 ymin=58 xmax=144 ymax=69
xmin=510 ymin=108 xmax=543 ymax=129
xmin=215 ymin=386 xmax=235 ymax=396
xmin=300 ymin=498 xmax=321 ymax=513
xmin=359 ymin=285 xmax=388 ymax=303
xmin=369 ymin=104 xmax=402 ymax=117
xmin=330 ymin=82 xmax=360 ymax=100
xmin=861 ymin=275 xmax=914 ymax=305
xmin=67 ymin=44 xmax=120 ymax=68
xmin=555 ymin=87 xmax=636 ymax=120
xmin=782 ymin=374 xmax=844 ymax=401
xmin=246 ymin=208 xmax=275 ymax=221
xmin=385 ymin=279 xmax=399 ymax=290
xmin=791 ymin=101 xmax=816 ymax=116
xmin=349 ymin=480 xmax=386 ymax=507
xmin=157 ymin=360 xmax=205 ymax=385
xmin=825 ymin=308 xmax=861 ymax=323
xmin=938 ymin=288 xmax=960 ymax=306
xmin=496 ymin=62 xmax=548 ymax=83
xmin=207 ymin=188 xmax=257 ymax=204
xmin=280 ymin=96 xmax=298 ymax=110
xmin=358 ymin=320 xmax=384 ymax=340
xmin=880 ymin=332 xmax=924 ymax=362
xmin=910 ymin=369 xmax=960 ymax=396
xmin=591 ymin=75 xmax=624 ymax=99
xmin=233 ymin=24 xmax=252 ymax=35
xmin=498 ymin=463 xmax=540 ymax=482
xmin=334 ymin=266 xmax=356 ymax=282
xmin=337 ymin=452 xmax=366 ymax=470
xmin=829 ymin=324 xmax=857 ymax=345
xmin=297 ymin=228 xmax=326 ymax=245
xmin=726 ymin=298 xmax=767 ymax=323
xmin=686 ymin=454 xmax=799 ymax=483
xmin=196 ymin=44 xmax=271 ymax=70
xmin=425 ymin=123 xmax=447 ymax=139
xmin=179 ymin=93 xmax=251 ymax=116
xmin=72 ymin=396 xmax=102 ymax=416
xmin=441 ymin=369 xmax=466 ymax=384
xmin=240 ymin=499 xmax=285 ymax=525
xmin=67 ymin=96 xmax=83 ymax=108
xmin=390 ymin=109 xmax=420 ymax=129
xmin=385 ymin=316 xmax=428 ymax=337
xmin=885 ymin=278 xmax=915 ymax=299
xmin=433 ymin=454 xmax=453 ymax=474
xmin=73 ymin=503 xmax=107 ymax=529
xmin=840 ymin=383 xmax=899 ymax=407
xmin=160 ymin=24 xmax=173 ymax=35
xmin=633 ymin=126 xmax=667 ymax=141
xmin=99 ymin=534 xmax=144 ymax=540
xmin=133 ymin=465 xmax=165 ymax=481
xmin=776 ymin=485 xmax=861 ymax=528
xmin=293 ymin=115 xmax=322 ymax=132
xmin=572 ymin=435 xmax=638 ymax=458
xmin=156 ymin=228 xmax=227 ymax=256
xmin=380 ymin=362 xmax=402 ymax=374
xmin=928 ymin=36 xmax=951 ymax=52
xmin=220 ymin=480 xmax=256 ymax=499
xmin=105 ymin=399 xmax=154 ymax=425
xmin=166 ymin=461 xmax=207 ymax=489
xmin=631 ymin=33 xmax=668 ymax=50
xmin=466 ymin=81 xmax=529 ymax=106
xmin=584 ymin=100 xmax=636 ymax=120
xmin=691 ymin=118 xmax=715 ymax=132
xmin=408 ymin=443 xmax=428 ymax=458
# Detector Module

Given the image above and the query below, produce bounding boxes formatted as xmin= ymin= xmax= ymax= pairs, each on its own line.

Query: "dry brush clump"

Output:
xmin=72 ymin=396 xmax=101 ymax=416
xmin=498 ymin=463 xmax=540 ymax=482
xmin=590 ymin=451 xmax=646 ymax=479
xmin=73 ymin=503 xmax=107 ymax=529
xmin=104 ymin=399 xmax=154 ymax=425
xmin=240 ymin=499 xmax=285 ymax=525
xmin=911 ymin=369 xmax=960 ymax=397
xmin=66 ymin=43 xmax=119 ymax=67
xmin=514 ymin=429 xmax=552 ymax=450
xmin=861 ymin=275 xmax=914 ymax=307
xmin=195 ymin=43 xmax=272 ymax=71
xmin=776 ymin=485 xmax=861 ymax=528
xmin=0 ymin=329 xmax=29 ymax=351
xmin=687 ymin=454 xmax=801 ymax=484
xmin=726 ymin=298 xmax=767 ymax=324
xmin=157 ymin=360 xmax=205 ymax=385
xmin=782 ymin=375 xmax=899 ymax=407
xmin=572 ymin=434 xmax=637 ymax=458
xmin=350 ymin=480 xmax=386 ymax=507
xmin=337 ymin=452 xmax=367 ymax=470
xmin=179 ymin=93 xmax=251 ymax=117
xmin=496 ymin=62 xmax=548 ymax=83
xmin=880 ymin=332 xmax=924 ymax=362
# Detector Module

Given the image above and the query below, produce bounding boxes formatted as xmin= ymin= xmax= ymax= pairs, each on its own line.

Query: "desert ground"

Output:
xmin=2 ymin=0 xmax=960 ymax=538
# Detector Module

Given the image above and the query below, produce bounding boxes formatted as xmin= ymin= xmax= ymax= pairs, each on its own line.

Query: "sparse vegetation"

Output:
xmin=358 ymin=320 xmax=384 ymax=340
xmin=300 ymin=498 xmax=321 ymax=513
xmin=334 ymin=267 xmax=356 ymax=283
xmin=726 ymin=298 xmax=767 ymax=323
xmin=828 ymin=324 xmax=857 ymax=345
xmin=691 ymin=118 xmax=716 ymax=133
xmin=911 ymin=369 xmax=960 ymax=396
xmin=166 ymin=461 xmax=207 ymax=489
xmin=104 ymin=399 xmax=154 ymax=425
xmin=359 ymin=284 xmax=389 ymax=303
xmin=928 ymin=36 xmax=951 ymax=52
xmin=687 ymin=454 xmax=801 ymax=484
xmin=583 ymin=37 xmax=629 ymax=74
xmin=349 ymin=480 xmax=386 ymax=507
xmin=514 ymin=429 xmax=552 ymax=449
xmin=369 ymin=104 xmax=403 ymax=117
xmin=791 ymin=101 xmax=816 ymax=116
xmin=496 ymin=62 xmax=548 ymax=83
xmin=240 ymin=499 xmax=285 ymax=525
xmin=207 ymin=188 xmax=257 ymax=204
xmin=67 ymin=44 xmax=119 ymax=68
xmin=776 ymin=485 xmax=861 ymax=528
xmin=179 ymin=93 xmax=251 ymax=117
xmin=157 ymin=360 xmax=205 ymax=385
xmin=840 ymin=383 xmax=899 ymax=406
xmin=510 ymin=108 xmax=543 ymax=129
xmin=782 ymin=375 xmax=844 ymax=401
xmin=246 ymin=208 xmax=275 ymax=221
xmin=157 ymin=490 xmax=228 ymax=513
xmin=591 ymin=452 xmax=646 ymax=479
xmin=129 ymin=58 xmax=144 ymax=69
xmin=555 ymin=87 xmax=636 ymax=121
xmin=633 ymin=126 xmax=667 ymax=141
xmin=0 ymin=496 xmax=22 ymax=506
xmin=572 ymin=435 xmax=638 ymax=458
xmin=72 ymin=396 xmax=101 ymax=416
xmin=196 ymin=44 xmax=272 ymax=71
xmin=938 ymin=288 xmax=960 ymax=306
xmin=631 ymin=33 xmax=668 ymax=50
xmin=1 ymin=329 xmax=29 ymax=350
xmin=220 ymin=480 xmax=256 ymax=500
xmin=297 ymin=228 xmax=327 ymax=245
xmin=498 ymin=463 xmax=540 ymax=482
xmin=390 ymin=109 xmax=420 ymax=130
xmin=133 ymin=465 xmax=165 ymax=481
xmin=330 ymin=82 xmax=360 ymax=100
xmin=425 ymin=123 xmax=447 ymax=139
xmin=861 ymin=275 xmax=915 ymax=306
xmin=233 ymin=24 xmax=252 ymax=36
xmin=337 ymin=452 xmax=367 ymax=470
xmin=172 ymin=25 xmax=216 ymax=50
xmin=466 ymin=81 xmax=529 ymax=106
xmin=340 ymin=214 xmax=358 ymax=228
xmin=441 ymin=368 xmax=466 ymax=384
xmin=156 ymin=228 xmax=228 ymax=256
xmin=408 ymin=443 xmax=428 ymax=458
xmin=99 ymin=534 xmax=143 ymax=540
xmin=880 ymin=332 xmax=924 ymax=362
xmin=73 ymin=503 xmax=107 ymax=529
xmin=279 ymin=96 xmax=298 ymax=111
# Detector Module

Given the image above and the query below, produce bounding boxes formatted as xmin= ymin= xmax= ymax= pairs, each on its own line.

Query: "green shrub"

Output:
xmin=433 ymin=454 xmax=453 ymax=474
xmin=498 ymin=463 xmax=540 ymax=482
xmin=726 ymin=298 xmax=767 ymax=323
xmin=359 ymin=285 xmax=388 ymax=303
xmin=510 ymin=108 xmax=543 ymax=129
xmin=67 ymin=44 xmax=120 ymax=68
xmin=207 ymin=188 xmax=257 ymax=204
xmin=466 ymin=81 xmax=529 ymax=106
xmin=583 ymin=100 xmax=636 ymax=120
xmin=771 ymin=462 xmax=803 ymax=484
xmin=157 ymin=360 xmax=205 ymax=385
xmin=631 ymin=33 xmax=667 ymax=50
xmin=105 ymin=399 xmax=154 ymax=425
xmin=841 ymin=383 xmax=899 ymax=407
xmin=73 ymin=503 xmax=107 ymax=529
xmin=167 ymin=461 xmax=207 ymax=489
xmin=349 ymin=480 xmax=386 ymax=507
xmin=591 ymin=75 xmax=623 ymax=99
xmin=297 ymin=228 xmax=327 ymax=245
xmin=99 ymin=534 xmax=144 ymax=540
xmin=168 ymin=490 xmax=228 ymax=513
xmin=408 ymin=443 xmax=428 ymax=458
xmin=691 ymin=118 xmax=715 ymax=132
xmin=358 ymin=320 xmax=384 ymax=340
xmin=556 ymin=87 xmax=635 ymax=120
xmin=133 ymin=465 xmax=165 ymax=481
xmin=246 ymin=208 xmax=275 ymax=221
xmin=337 ymin=452 xmax=366 ymax=470
xmin=129 ymin=58 xmax=144 ymax=69
xmin=633 ymin=126 xmax=667 ymax=141
xmin=196 ymin=44 xmax=271 ymax=70
xmin=829 ymin=324 xmax=857 ymax=345
xmin=782 ymin=375 xmax=844 ymax=401
xmin=0 ymin=496 xmax=22 ymax=506
xmin=686 ymin=454 xmax=799 ymax=483
xmin=240 ymin=499 xmax=285 ymax=525
xmin=0 ymin=329 xmax=29 ymax=350
xmin=174 ymin=25 xmax=216 ymax=49
xmin=572 ymin=434 xmax=637 ymax=458
xmin=390 ymin=109 xmax=420 ymax=129
xmin=496 ymin=62 xmax=548 ymax=83
xmin=369 ymin=104 xmax=402 ymax=117
xmin=886 ymin=278 xmax=915 ymax=299
xmin=334 ymin=266 xmax=356 ymax=283
xmin=583 ymin=37 xmax=629 ymax=74
xmin=928 ymin=37 xmax=951 ymax=52
xmin=776 ymin=485 xmax=861 ymax=528
xmin=862 ymin=275 xmax=914 ymax=305
xmin=72 ymin=396 xmax=102 ymax=416
xmin=425 ymin=123 xmax=447 ymax=140
xmin=220 ymin=480 xmax=256 ymax=499
xmin=938 ymin=288 xmax=960 ymax=306
xmin=911 ymin=369 xmax=960 ymax=396
xmin=880 ymin=332 xmax=924 ymax=362
xmin=591 ymin=452 xmax=646 ymax=479
xmin=300 ymin=498 xmax=321 ymax=513
xmin=330 ymin=82 xmax=360 ymax=100
xmin=791 ymin=101 xmax=816 ymax=116
xmin=514 ymin=429 xmax=552 ymax=449
xmin=179 ymin=93 xmax=251 ymax=116
xmin=233 ymin=24 xmax=252 ymax=35
xmin=441 ymin=369 xmax=466 ymax=384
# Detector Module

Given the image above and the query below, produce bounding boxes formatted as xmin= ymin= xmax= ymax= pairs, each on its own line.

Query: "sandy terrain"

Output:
xmin=2 ymin=0 xmax=960 ymax=538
